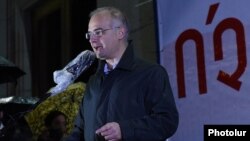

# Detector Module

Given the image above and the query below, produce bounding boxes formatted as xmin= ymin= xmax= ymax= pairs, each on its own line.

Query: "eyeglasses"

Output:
xmin=85 ymin=27 xmax=120 ymax=40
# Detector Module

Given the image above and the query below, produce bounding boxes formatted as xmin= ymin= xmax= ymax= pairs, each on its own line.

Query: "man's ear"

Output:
xmin=116 ymin=27 xmax=126 ymax=39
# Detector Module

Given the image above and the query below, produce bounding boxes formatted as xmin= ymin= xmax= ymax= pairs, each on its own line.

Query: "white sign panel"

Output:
xmin=156 ymin=0 xmax=250 ymax=140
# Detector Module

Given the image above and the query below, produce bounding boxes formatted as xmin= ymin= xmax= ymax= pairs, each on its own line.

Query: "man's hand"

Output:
xmin=95 ymin=122 xmax=122 ymax=141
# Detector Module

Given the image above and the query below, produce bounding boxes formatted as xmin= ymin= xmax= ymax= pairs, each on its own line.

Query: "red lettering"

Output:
xmin=176 ymin=29 xmax=207 ymax=98
xmin=213 ymin=18 xmax=247 ymax=90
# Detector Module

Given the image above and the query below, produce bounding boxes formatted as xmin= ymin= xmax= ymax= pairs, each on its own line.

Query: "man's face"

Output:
xmin=51 ymin=115 xmax=67 ymax=133
xmin=87 ymin=12 xmax=119 ymax=60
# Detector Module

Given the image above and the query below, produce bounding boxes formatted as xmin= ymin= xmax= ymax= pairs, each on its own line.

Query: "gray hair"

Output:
xmin=89 ymin=7 xmax=130 ymax=39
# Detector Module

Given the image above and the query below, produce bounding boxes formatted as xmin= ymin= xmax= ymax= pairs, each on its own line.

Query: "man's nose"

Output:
xmin=89 ymin=35 xmax=99 ymax=43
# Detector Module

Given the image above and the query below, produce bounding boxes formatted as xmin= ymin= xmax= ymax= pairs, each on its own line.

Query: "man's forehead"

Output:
xmin=88 ymin=16 xmax=113 ymax=30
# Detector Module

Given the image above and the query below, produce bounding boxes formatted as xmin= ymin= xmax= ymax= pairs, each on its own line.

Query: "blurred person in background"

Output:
xmin=38 ymin=110 xmax=67 ymax=141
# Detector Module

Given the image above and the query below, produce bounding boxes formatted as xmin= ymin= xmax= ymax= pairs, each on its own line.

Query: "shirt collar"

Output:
xmin=104 ymin=62 xmax=117 ymax=74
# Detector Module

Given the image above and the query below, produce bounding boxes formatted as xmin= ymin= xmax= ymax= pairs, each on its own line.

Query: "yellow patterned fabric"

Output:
xmin=24 ymin=82 xmax=85 ymax=140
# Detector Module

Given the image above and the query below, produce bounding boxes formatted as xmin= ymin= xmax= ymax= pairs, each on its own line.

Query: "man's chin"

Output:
xmin=96 ymin=55 xmax=105 ymax=60
xmin=95 ymin=53 xmax=105 ymax=60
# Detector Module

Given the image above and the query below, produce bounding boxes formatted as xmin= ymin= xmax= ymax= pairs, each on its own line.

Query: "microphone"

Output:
xmin=48 ymin=50 xmax=96 ymax=96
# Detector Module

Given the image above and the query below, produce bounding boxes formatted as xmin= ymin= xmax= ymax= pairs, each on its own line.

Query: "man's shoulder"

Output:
xmin=135 ymin=58 xmax=166 ymax=73
xmin=135 ymin=57 xmax=162 ymax=67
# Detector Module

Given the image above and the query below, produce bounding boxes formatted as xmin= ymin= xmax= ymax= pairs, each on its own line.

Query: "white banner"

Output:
xmin=156 ymin=0 xmax=250 ymax=140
